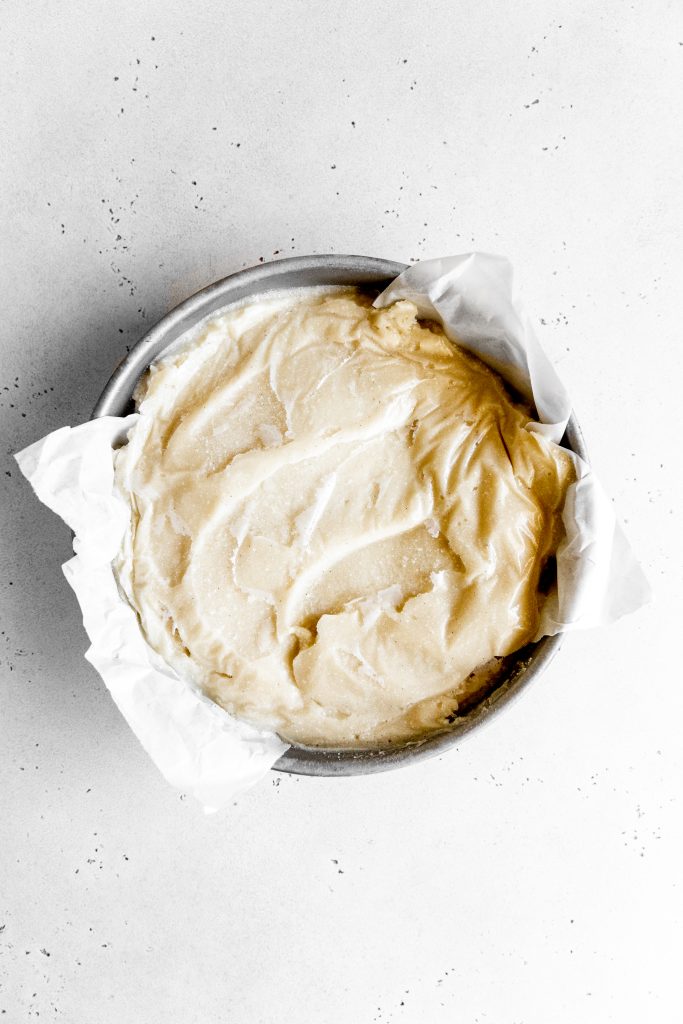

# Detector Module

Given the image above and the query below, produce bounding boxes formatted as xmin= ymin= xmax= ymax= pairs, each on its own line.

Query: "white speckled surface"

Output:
xmin=1 ymin=2 xmax=681 ymax=1021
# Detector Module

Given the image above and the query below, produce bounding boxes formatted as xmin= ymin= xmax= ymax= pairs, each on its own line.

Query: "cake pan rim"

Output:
xmin=91 ymin=253 xmax=586 ymax=778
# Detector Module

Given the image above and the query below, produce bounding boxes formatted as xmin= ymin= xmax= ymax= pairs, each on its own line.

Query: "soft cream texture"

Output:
xmin=115 ymin=290 xmax=573 ymax=746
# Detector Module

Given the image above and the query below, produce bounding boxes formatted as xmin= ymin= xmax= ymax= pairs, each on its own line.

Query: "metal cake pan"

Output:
xmin=92 ymin=254 xmax=587 ymax=777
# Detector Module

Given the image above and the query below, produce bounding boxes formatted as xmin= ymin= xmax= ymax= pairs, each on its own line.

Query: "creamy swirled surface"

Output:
xmin=114 ymin=289 xmax=573 ymax=747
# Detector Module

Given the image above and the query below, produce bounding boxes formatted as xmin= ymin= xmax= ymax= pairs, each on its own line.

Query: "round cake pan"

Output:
xmin=93 ymin=254 xmax=587 ymax=778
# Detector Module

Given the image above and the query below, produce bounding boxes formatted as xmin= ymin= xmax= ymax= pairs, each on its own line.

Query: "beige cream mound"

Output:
xmin=114 ymin=289 xmax=573 ymax=747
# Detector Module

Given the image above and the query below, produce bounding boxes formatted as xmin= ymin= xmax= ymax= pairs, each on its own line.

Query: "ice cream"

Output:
xmin=114 ymin=288 xmax=574 ymax=746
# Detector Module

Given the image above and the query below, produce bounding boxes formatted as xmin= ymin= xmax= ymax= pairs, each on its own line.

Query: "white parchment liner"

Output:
xmin=15 ymin=253 xmax=650 ymax=810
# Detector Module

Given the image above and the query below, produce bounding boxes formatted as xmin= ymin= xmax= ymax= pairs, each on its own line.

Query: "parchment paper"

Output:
xmin=15 ymin=417 xmax=288 ymax=812
xmin=15 ymin=253 xmax=650 ymax=810
xmin=375 ymin=254 xmax=650 ymax=634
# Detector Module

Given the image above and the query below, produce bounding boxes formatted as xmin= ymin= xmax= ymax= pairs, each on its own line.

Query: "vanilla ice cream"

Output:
xmin=114 ymin=289 xmax=574 ymax=746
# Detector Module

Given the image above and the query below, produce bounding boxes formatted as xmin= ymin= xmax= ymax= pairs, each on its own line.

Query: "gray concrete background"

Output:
xmin=1 ymin=1 xmax=681 ymax=1021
